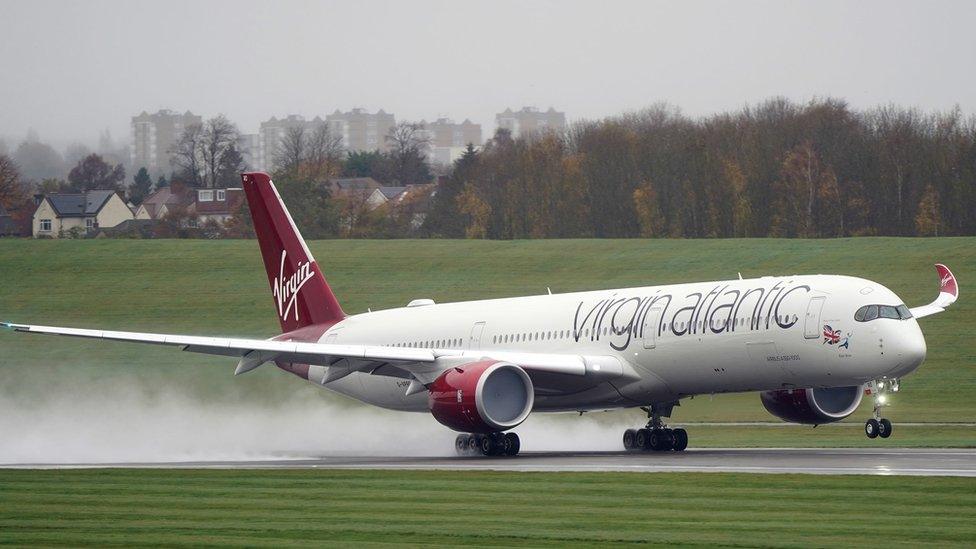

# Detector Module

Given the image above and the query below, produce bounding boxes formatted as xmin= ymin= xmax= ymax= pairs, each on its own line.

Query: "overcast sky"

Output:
xmin=2 ymin=0 xmax=974 ymax=148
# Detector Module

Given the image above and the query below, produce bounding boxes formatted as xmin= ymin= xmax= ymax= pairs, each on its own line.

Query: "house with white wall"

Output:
xmin=32 ymin=191 xmax=133 ymax=238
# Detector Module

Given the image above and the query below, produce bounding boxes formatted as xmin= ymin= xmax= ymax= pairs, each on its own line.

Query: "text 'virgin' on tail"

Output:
xmin=240 ymin=172 xmax=345 ymax=333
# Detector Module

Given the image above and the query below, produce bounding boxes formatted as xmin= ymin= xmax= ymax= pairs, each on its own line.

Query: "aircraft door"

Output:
xmin=803 ymin=297 xmax=826 ymax=339
xmin=469 ymin=321 xmax=486 ymax=350
xmin=642 ymin=308 xmax=662 ymax=349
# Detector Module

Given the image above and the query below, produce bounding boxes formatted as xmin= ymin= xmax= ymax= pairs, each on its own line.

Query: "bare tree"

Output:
xmin=304 ymin=123 xmax=344 ymax=179
xmin=386 ymin=121 xmax=431 ymax=157
xmin=171 ymin=115 xmax=241 ymax=188
xmin=274 ymin=126 xmax=306 ymax=174
xmin=200 ymin=115 xmax=240 ymax=188
xmin=170 ymin=123 xmax=205 ymax=187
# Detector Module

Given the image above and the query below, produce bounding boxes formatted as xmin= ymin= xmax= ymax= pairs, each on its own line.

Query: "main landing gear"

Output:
xmin=623 ymin=402 xmax=688 ymax=452
xmin=455 ymin=432 xmax=521 ymax=456
xmin=864 ymin=378 xmax=898 ymax=439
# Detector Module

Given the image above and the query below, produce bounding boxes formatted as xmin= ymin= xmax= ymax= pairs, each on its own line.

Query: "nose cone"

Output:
xmin=895 ymin=321 xmax=927 ymax=375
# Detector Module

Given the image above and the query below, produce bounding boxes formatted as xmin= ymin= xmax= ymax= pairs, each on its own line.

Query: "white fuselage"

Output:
xmin=309 ymin=274 xmax=927 ymax=413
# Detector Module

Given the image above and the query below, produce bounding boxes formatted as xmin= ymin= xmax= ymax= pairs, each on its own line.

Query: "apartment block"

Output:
xmin=495 ymin=107 xmax=566 ymax=139
xmin=130 ymin=110 xmax=202 ymax=175
xmin=325 ymin=109 xmax=396 ymax=153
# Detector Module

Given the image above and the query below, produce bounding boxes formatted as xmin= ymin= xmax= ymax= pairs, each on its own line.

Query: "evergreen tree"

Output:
xmin=130 ymin=167 xmax=153 ymax=205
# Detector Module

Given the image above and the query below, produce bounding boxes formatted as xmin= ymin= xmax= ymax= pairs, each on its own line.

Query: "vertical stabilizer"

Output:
xmin=241 ymin=172 xmax=345 ymax=333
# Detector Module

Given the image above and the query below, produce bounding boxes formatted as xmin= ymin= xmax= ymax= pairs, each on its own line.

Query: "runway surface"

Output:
xmin=7 ymin=448 xmax=976 ymax=476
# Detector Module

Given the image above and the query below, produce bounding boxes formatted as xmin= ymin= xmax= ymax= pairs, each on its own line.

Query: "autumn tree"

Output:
xmin=456 ymin=182 xmax=490 ymax=239
xmin=424 ymin=144 xmax=478 ymax=237
xmin=633 ymin=181 xmax=665 ymax=237
xmin=915 ymin=184 xmax=941 ymax=236
xmin=0 ymin=154 xmax=26 ymax=208
xmin=67 ymin=154 xmax=125 ymax=192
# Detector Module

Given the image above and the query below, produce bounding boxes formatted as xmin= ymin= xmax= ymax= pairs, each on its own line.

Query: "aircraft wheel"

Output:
xmin=865 ymin=418 xmax=880 ymax=439
xmin=635 ymin=428 xmax=652 ymax=450
xmin=504 ymin=432 xmax=520 ymax=456
xmin=480 ymin=434 xmax=496 ymax=456
xmin=648 ymin=430 xmax=664 ymax=451
xmin=657 ymin=429 xmax=676 ymax=451
xmin=878 ymin=418 xmax=893 ymax=439
xmin=623 ymin=429 xmax=638 ymax=451
xmin=468 ymin=434 xmax=482 ymax=454
xmin=455 ymin=434 xmax=470 ymax=455
xmin=672 ymin=428 xmax=689 ymax=452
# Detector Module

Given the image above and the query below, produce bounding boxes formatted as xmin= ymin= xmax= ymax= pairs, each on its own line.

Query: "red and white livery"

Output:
xmin=3 ymin=173 xmax=959 ymax=455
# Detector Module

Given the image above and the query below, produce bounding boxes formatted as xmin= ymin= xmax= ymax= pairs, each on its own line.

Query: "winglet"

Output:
xmin=910 ymin=263 xmax=959 ymax=319
xmin=935 ymin=263 xmax=958 ymax=301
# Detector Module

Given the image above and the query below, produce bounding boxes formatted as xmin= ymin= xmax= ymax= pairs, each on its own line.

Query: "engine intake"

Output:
xmin=428 ymin=361 xmax=534 ymax=433
xmin=760 ymin=386 xmax=863 ymax=425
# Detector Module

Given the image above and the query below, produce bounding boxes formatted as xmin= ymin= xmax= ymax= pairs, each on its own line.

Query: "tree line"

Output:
xmin=424 ymin=98 xmax=975 ymax=239
xmin=2 ymin=97 xmax=974 ymax=239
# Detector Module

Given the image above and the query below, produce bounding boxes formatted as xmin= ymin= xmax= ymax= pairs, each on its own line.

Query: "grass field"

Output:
xmin=0 ymin=238 xmax=974 ymax=443
xmin=1 ymin=469 xmax=974 ymax=547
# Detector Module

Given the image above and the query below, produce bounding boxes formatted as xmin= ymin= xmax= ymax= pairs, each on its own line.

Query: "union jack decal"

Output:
xmin=823 ymin=324 xmax=841 ymax=345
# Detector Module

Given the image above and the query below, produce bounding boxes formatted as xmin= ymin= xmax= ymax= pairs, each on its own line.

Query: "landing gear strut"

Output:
xmin=623 ymin=402 xmax=688 ymax=452
xmin=864 ymin=379 xmax=897 ymax=439
xmin=455 ymin=432 xmax=520 ymax=456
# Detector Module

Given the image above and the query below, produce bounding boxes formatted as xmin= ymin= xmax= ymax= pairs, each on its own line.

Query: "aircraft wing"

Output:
xmin=0 ymin=321 xmax=609 ymax=385
xmin=910 ymin=263 xmax=959 ymax=319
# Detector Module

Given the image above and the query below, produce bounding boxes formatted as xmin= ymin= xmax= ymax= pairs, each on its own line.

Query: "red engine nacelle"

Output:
xmin=428 ymin=360 xmax=534 ymax=433
xmin=760 ymin=386 xmax=864 ymax=425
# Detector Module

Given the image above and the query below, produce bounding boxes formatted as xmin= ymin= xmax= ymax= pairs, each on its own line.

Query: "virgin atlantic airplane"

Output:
xmin=3 ymin=173 xmax=959 ymax=456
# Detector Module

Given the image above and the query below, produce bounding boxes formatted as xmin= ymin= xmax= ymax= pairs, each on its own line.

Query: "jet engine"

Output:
xmin=760 ymin=386 xmax=863 ymax=425
xmin=428 ymin=360 xmax=534 ymax=433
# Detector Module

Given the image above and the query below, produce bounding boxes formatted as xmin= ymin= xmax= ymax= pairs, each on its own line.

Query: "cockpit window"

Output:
xmin=879 ymin=305 xmax=900 ymax=319
xmin=855 ymin=304 xmax=912 ymax=322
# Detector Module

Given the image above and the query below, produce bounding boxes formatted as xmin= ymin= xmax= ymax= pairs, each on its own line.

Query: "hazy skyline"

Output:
xmin=2 ymin=0 xmax=975 ymax=148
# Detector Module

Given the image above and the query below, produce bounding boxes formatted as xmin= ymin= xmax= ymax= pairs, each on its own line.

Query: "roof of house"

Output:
xmin=45 ymin=190 xmax=117 ymax=218
xmin=376 ymin=186 xmax=407 ymax=200
xmin=139 ymin=186 xmax=194 ymax=218
xmin=331 ymin=177 xmax=382 ymax=191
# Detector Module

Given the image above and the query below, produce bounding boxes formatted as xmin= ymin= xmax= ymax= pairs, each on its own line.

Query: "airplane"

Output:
xmin=2 ymin=172 xmax=959 ymax=457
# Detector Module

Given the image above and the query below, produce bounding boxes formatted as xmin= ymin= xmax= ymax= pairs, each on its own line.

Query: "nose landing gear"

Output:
xmin=864 ymin=379 xmax=897 ymax=439
xmin=455 ymin=432 xmax=520 ymax=456
xmin=623 ymin=402 xmax=688 ymax=452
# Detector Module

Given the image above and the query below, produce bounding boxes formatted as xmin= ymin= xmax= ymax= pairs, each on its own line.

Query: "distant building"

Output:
xmin=366 ymin=186 xmax=407 ymax=209
xmin=131 ymin=110 xmax=202 ymax=176
xmin=495 ymin=107 xmax=566 ymax=139
xmin=32 ymin=190 xmax=133 ymax=238
xmin=327 ymin=177 xmax=383 ymax=199
xmin=422 ymin=118 xmax=482 ymax=165
xmin=237 ymin=133 xmax=260 ymax=171
xmin=135 ymin=185 xmax=243 ymax=226
xmin=257 ymin=115 xmax=325 ymax=172
xmin=325 ymin=109 xmax=396 ymax=153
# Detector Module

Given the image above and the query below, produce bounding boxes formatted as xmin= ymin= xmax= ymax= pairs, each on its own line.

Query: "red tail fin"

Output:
xmin=241 ymin=172 xmax=344 ymax=333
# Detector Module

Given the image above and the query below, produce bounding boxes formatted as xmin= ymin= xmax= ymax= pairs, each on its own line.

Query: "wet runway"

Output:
xmin=7 ymin=448 xmax=976 ymax=476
